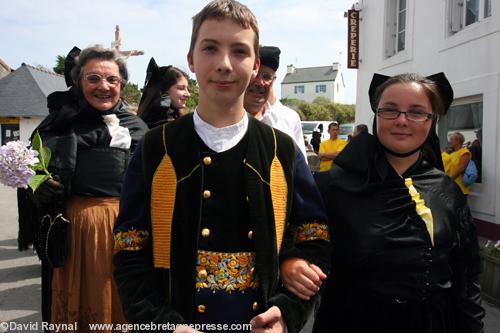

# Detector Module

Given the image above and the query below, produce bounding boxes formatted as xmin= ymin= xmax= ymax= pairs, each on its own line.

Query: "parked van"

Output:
xmin=301 ymin=121 xmax=334 ymax=143
xmin=339 ymin=123 xmax=355 ymax=140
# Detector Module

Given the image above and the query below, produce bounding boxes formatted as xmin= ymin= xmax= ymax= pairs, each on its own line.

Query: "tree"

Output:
xmin=282 ymin=97 xmax=356 ymax=123
xmin=121 ymin=82 xmax=141 ymax=106
xmin=185 ymin=77 xmax=199 ymax=111
xmin=53 ymin=55 xmax=65 ymax=74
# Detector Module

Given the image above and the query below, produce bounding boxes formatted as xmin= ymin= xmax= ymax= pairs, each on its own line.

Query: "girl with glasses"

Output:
xmin=281 ymin=73 xmax=484 ymax=333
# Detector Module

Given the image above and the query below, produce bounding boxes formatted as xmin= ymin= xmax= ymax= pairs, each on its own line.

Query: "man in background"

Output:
xmin=318 ymin=122 xmax=347 ymax=171
xmin=244 ymin=45 xmax=307 ymax=160
xmin=352 ymin=123 xmax=368 ymax=137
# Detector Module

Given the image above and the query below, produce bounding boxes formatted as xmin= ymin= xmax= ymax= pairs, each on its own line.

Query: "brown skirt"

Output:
xmin=51 ymin=196 xmax=127 ymax=333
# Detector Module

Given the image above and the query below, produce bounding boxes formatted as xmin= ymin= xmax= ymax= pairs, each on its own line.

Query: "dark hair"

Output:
xmin=372 ymin=73 xmax=445 ymax=119
xmin=355 ymin=124 xmax=368 ymax=133
xmin=137 ymin=66 xmax=189 ymax=118
xmin=70 ymin=44 xmax=128 ymax=88
xmin=328 ymin=122 xmax=339 ymax=131
xmin=188 ymin=0 xmax=259 ymax=59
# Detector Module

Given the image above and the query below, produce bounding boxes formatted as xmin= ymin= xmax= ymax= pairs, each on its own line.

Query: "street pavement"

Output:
xmin=1 ymin=184 xmax=500 ymax=332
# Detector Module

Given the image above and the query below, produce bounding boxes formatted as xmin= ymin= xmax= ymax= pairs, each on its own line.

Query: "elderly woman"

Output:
xmin=444 ymin=131 xmax=472 ymax=195
xmin=137 ymin=58 xmax=190 ymax=128
xmin=18 ymin=45 xmax=148 ymax=331
xmin=281 ymin=73 xmax=484 ymax=333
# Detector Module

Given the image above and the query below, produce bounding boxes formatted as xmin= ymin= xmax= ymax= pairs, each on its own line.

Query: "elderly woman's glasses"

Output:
xmin=255 ymin=72 xmax=276 ymax=83
xmin=83 ymin=74 xmax=122 ymax=86
xmin=377 ymin=108 xmax=434 ymax=122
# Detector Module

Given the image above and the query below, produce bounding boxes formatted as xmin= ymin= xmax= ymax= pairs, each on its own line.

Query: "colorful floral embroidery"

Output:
xmin=293 ymin=222 xmax=330 ymax=242
xmin=195 ymin=250 xmax=258 ymax=293
xmin=114 ymin=229 xmax=149 ymax=252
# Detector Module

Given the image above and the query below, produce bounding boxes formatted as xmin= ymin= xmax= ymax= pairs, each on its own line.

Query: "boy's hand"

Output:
xmin=250 ymin=306 xmax=285 ymax=333
xmin=280 ymin=258 xmax=326 ymax=300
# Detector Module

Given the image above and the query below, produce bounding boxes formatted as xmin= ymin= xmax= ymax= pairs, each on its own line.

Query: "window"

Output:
xmin=315 ymin=84 xmax=326 ymax=93
xmin=385 ymin=0 xmax=407 ymax=57
xmin=466 ymin=0 xmax=479 ymax=26
xmin=397 ymin=0 xmax=407 ymax=52
xmin=449 ymin=0 xmax=490 ymax=33
xmin=294 ymin=85 xmax=305 ymax=94
xmin=438 ymin=96 xmax=483 ymax=183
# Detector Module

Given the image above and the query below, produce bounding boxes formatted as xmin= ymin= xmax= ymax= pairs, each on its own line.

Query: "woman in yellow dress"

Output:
xmin=444 ymin=132 xmax=471 ymax=195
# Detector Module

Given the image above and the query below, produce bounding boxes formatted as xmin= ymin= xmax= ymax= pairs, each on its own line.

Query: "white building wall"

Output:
xmin=355 ymin=0 xmax=500 ymax=229
xmin=281 ymin=81 xmax=336 ymax=103
xmin=20 ymin=117 xmax=43 ymax=142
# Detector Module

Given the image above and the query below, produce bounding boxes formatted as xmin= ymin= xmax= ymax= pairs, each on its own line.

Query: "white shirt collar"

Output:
xmin=193 ymin=109 xmax=248 ymax=152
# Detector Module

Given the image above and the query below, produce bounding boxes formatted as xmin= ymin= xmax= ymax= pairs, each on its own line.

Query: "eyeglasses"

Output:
xmin=377 ymin=108 xmax=434 ymax=122
xmin=83 ymin=73 xmax=122 ymax=86
xmin=255 ymin=72 xmax=276 ymax=83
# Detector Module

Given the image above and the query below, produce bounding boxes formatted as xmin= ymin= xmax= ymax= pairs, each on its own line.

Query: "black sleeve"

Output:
xmin=280 ymin=147 xmax=331 ymax=272
xmin=270 ymin=148 xmax=331 ymax=333
xmin=113 ymin=141 xmax=184 ymax=332
xmin=450 ymin=203 xmax=485 ymax=333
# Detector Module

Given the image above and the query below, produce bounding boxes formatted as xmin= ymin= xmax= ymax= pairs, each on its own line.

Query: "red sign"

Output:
xmin=347 ymin=10 xmax=359 ymax=69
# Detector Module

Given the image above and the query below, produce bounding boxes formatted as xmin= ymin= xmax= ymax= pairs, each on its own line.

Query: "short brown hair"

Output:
xmin=188 ymin=0 xmax=259 ymax=59
xmin=328 ymin=122 xmax=339 ymax=131
xmin=450 ymin=132 xmax=465 ymax=145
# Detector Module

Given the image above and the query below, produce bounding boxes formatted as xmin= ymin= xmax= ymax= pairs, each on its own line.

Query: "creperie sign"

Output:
xmin=348 ymin=10 xmax=359 ymax=69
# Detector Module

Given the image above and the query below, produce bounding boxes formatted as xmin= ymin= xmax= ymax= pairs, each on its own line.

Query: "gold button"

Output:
xmin=197 ymin=304 xmax=206 ymax=313
xmin=252 ymin=301 xmax=258 ymax=311
xmin=203 ymin=157 xmax=212 ymax=165
xmin=203 ymin=190 xmax=211 ymax=199
xmin=250 ymin=267 xmax=255 ymax=275
xmin=198 ymin=269 xmax=208 ymax=279
xmin=201 ymin=228 xmax=210 ymax=238
xmin=247 ymin=230 xmax=253 ymax=239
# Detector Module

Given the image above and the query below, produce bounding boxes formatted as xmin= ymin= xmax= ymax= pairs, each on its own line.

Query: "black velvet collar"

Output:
xmin=39 ymin=88 xmax=123 ymax=134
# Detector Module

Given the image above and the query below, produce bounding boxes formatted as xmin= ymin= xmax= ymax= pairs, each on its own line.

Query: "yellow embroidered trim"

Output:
xmin=195 ymin=250 xmax=258 ymax=293
xmin=293 ymin=222 xmax=330 ymax=243
xmin=151 ymin=154 xmax=177 ymax=268
xmin=162 ymin=124 xmax=168 ymax=152
xmin=244 ymin=162 xmax=270 ymax=186
xmin=269 ymin=128 xmax=287 ymax=254
xmin=114 ymin=229 xmax=149 ymax=252
xmin=404 ymin=178 xmax=434 ymax=246
xmin=178 ymin=164 xmax=201 ymax=184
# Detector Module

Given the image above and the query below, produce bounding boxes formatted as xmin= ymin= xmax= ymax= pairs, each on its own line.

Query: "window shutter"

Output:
xmin=385 ymin=0 xmax=398 ymax=57
xmin=450 ymin=0 xmax=463 ymax=33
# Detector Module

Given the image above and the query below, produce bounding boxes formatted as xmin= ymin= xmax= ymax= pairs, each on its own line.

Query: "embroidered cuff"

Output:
xmin=114 ymin=229 xmax=149 ymax=252
xmin=293 ymin=221 xmax=330 ymax=243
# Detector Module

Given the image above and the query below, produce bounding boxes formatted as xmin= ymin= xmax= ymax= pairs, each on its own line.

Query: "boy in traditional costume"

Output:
xmin=113 ymin=1 xmax=330 ymax=332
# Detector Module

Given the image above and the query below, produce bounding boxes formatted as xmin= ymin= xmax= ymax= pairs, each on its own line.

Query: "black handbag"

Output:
xmin=38 ymin=213 xmax=70 ymax=268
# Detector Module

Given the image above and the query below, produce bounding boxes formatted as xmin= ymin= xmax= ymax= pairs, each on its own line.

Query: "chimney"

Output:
xmin=332 ymin=62 xmax=340 ymax=71
xmin=287 ymin=64 xmax=295 ymax=74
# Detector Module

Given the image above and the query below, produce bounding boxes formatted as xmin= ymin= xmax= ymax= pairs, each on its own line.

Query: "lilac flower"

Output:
xmin=0 ymin=140 xmax=39 ymax=189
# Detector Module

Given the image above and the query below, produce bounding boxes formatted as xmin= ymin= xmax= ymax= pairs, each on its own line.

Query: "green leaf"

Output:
xmin=32 ymin=131 xmax=51 ymax=172
xmin=29 ymin=174 xmax=51 ymax=193
xmin=32 ymin=162 xmax=44 ymax=171
xmin=40 ymin=146 xmax=51 ymax=170
xmin=32 ymin=131 xmax=42 ymax=152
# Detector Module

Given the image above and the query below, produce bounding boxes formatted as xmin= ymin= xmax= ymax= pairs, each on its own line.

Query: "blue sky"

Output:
xmin=1 ymin=0 xmax=357 ymax=103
